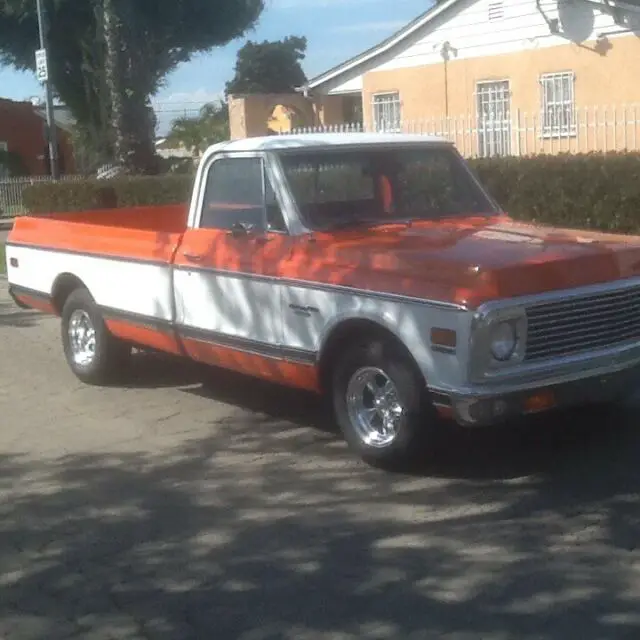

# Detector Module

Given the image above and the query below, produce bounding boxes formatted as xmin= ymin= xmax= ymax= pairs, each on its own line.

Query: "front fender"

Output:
xmin=317 ymin=308 xmax=406 ymax=356
xmin=316 ymin=300 xmax=470 ymax=393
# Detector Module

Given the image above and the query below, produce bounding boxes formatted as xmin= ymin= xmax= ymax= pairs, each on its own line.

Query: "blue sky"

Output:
xmin=0 ymin=0 xmax=430 ymax=133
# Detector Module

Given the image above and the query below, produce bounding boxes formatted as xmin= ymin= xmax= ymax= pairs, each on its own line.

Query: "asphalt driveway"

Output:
xmin=1 ymin=278 xmax=639 ymax=639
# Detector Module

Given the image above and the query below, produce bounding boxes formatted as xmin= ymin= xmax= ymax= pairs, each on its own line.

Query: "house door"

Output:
xmin=476 ymin=80 xmax=511 ymax=157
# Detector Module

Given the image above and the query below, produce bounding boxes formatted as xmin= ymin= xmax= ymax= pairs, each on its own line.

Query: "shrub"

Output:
xmin=469 ymin=152 xmax=640 ymax=234
xmin=20 ymin=152 xmax=640 ymax=236
xmin=22 ymin=174 xmax=194 ymax=214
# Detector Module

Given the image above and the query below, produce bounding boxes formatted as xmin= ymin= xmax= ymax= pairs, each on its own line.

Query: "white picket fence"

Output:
xmin=0 ymin=175 xmax=83 ymax=217
xmin=284 ymin=105 xmax=640 ymax=158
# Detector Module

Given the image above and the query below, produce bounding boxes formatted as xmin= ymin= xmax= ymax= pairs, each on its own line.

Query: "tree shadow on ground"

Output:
xmin=0 ymin=301 xmax=41 ymax=329
xmin=116 ymin=351 xmax=640 ymax=483
xmin=1 ymin=398 xmax=639 ymax=640
xmin=186 ymin=367 xmax=333 ymax=434
xmin=183 ymin=358 xmax=640 ymax=481
xmin=119 ymin=351 xmax=206 ymax=390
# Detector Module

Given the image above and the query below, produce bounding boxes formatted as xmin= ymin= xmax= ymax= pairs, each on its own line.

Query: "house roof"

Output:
xmin=304 ymin=0 xmax=637 ymax=92
xmin=303 ymin=0 xmax=461 ymax=92
xmin=0 ymin=98 xmax=76 ymax=133
xmin=34 ymin=105 xmax=75 ymax=133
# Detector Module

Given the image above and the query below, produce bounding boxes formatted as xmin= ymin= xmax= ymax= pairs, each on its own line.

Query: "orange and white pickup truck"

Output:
xmin=6 ymin=133 xmax=640 ymax=467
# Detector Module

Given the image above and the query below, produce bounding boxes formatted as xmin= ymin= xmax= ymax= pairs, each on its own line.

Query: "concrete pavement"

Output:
xmin=1 ymin=279 xmax=640 ymax=639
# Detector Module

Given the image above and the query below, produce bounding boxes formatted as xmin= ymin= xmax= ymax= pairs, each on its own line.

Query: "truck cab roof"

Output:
xmin=203 ymin=132 xmax=452 ymax=160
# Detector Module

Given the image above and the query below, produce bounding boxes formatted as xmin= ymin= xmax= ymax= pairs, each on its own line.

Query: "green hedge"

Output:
xmin=22 ymin=175 xmax=194 ymax=214
xmin=469 ymin=152 xmax=640 ymax=234
xmin=19 ymin=152 xmax=640 ymax=235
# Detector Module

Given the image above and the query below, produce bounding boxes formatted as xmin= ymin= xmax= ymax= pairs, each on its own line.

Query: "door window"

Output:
xmin=200 ymin=156 xmax=287 ymax=232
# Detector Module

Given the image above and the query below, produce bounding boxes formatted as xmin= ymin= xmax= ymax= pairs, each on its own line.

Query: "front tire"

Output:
xmin=332 ymin=338 xmax=437 ymax=468
xmin=61 ymin=288 xmax=131 ymax=385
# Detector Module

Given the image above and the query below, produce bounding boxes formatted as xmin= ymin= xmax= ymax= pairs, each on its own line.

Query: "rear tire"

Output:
xmin=331 ymin=337 xmax=438 ymax=468
xmin=61 ymin=288 xmax=131 ymax=385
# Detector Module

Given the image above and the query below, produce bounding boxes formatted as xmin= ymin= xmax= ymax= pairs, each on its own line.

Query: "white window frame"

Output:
xmin=540 ymin=71 xmax=576 ymax=138
xmin=372 ymin=92 xmax=402 ymax=133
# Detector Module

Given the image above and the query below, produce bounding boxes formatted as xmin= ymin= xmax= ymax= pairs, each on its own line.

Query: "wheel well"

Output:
xmin=51 ymin=274 xmax=88 ymax=315
xmin=318 ymin=319 xmax=424 ymax=393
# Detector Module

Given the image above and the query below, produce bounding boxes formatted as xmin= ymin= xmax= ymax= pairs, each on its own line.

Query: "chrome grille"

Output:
xmin=525 ymin=284 xmax=640 ymax=361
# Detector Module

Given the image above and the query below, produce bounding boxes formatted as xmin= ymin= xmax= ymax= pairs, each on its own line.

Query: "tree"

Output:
xmin=0 ymin=0 xmax=265 ymax=173
xmin=225 ymin=36 xmax=308 ymax=96
xmin=166 ymin=101 xmax=230 ymax=157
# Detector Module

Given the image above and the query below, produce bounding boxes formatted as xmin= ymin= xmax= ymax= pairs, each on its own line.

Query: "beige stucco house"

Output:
xmin=300 ymin=0 xmax=640 ymax=156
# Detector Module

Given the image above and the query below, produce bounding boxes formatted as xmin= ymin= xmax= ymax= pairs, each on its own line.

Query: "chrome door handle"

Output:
xmin=183 ymin=252 xmax=204 ymax=262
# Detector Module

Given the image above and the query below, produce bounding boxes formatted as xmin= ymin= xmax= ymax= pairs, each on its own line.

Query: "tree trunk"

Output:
xmin=103 ymin=0 xmax=127 ymax=171
xmin=125 ymin=91 xmax=159 ymax=175
xmin=103 ymin=0 xmax=158 ymax=175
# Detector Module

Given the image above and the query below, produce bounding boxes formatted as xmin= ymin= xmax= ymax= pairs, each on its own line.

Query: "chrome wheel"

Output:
xmin=68 ymin=309 xmax=96 ymax=366
xmin=346 ymin=366 xmax=404 ymax=448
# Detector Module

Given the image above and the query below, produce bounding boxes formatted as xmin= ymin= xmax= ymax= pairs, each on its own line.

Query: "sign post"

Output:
xmin=35 ymin=48 xmax=48 ymax=83
xmin=35 ymin=0 xmax=59 ymax=180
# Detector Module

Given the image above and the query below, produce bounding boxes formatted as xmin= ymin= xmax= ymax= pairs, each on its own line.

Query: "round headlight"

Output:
xmin=490 ymin=321 xmax=517 ymax=361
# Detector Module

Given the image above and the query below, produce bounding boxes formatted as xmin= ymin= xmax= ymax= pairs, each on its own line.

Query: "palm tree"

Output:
xmin=166 ymin=101 xmax=230 ymax=158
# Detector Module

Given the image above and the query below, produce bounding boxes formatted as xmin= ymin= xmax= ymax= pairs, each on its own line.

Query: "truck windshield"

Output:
xmin=277 ymin=145 xmax=499 ymax=231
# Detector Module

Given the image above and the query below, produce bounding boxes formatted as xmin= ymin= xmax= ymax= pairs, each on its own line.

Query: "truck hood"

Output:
xmin=306 ymin=215 xmax=640 ymax=308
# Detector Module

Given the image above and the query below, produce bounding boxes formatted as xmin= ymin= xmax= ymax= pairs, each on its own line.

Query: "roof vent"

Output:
xmin=488 ymin=1 xmax=504 ymax=21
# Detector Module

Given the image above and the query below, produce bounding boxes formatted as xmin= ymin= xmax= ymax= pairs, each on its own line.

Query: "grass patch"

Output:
xmin=0 ymin=242 xmax=5 ymax=274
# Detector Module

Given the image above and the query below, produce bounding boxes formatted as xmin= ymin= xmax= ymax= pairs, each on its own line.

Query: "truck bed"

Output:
xmin=6 ymin=204 xmax=189 ymax=341
xmin=9 ymin=204 xmax=188 ymax=263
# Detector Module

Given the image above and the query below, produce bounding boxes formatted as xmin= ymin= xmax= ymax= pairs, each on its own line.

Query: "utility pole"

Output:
xmin=35 ymin=0 xmax=59 ymax=179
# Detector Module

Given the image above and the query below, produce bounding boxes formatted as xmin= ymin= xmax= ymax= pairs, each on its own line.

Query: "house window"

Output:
xmin=372 ymin=92 xmax=401 ymax=132
xmin=476 ymin=80 xmax=511 ymax=157
xmin=343 ymin=94 xmax=363 ymax=124
xmin=0 ymin=142 xmax=8 ymax=179
xmin=540 ymin=72 xmax=576 ymax=138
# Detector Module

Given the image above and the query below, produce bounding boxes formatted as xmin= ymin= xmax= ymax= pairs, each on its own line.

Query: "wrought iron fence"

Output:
xmin=284 ymin=105 xmax=640 ymax=158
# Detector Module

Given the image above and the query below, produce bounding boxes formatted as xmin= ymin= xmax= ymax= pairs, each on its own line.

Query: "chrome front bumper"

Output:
xmin=432 ymin=343 xmax=640 ymax=427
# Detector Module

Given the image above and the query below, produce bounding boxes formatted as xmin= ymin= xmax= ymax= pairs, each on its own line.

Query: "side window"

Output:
xmin=200 ymin=156 xmax=288 ymax=233
xmin=264 ymin=174 xmax=287 ymax=232
xmin=200 ymin=157 xmax=263 ymax=230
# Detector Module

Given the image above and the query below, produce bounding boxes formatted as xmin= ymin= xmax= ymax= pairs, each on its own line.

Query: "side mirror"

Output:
xmin=230 ymin=221 xmax=255 ymax=238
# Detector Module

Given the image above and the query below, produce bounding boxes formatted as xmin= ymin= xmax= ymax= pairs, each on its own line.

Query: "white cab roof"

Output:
xmin=204 ymin=132 xmax=451 ymax=159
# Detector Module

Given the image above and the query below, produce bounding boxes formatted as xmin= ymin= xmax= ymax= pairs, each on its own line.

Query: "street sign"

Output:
xmin=35 ymin=48 xmax=48 ymax=83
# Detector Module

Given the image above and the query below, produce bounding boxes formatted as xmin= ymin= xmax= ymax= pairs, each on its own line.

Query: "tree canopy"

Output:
xmin=225 ymin=36 xmax=308 ymax=96
xmin=0 ymin=0 xmax=265 ymax=172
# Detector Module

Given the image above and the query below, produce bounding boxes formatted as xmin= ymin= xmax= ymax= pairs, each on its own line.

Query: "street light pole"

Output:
xmin=35 ymin=0 xmax=59 ymax=179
